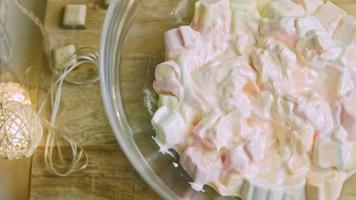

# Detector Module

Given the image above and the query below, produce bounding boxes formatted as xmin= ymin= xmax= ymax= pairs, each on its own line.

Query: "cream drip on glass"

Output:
xmin=152 ymin=0 xmax=356 ymax=199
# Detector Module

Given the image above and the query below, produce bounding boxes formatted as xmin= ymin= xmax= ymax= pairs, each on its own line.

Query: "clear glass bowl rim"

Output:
xmin=99 ymin=0 xmax=183 ymax=199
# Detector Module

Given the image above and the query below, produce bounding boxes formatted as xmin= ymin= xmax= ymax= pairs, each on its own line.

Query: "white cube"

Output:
xmin=52 ymin=44 xmax=76 ymax=69
xmin=314 ymin=2 xmax=346 ymax=34
xmin=333 ymin=15 xmax=356 ymax=46
xmin=314 ymin=137 xmax=350 ymax=170
xmin=62 ymin=4 xmax=87 ymax=29
xmin=296 ymin=16 xmax=325 ymax=37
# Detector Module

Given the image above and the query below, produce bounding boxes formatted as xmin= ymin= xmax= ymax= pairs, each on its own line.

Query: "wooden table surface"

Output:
xmin=29 ymin=0 xmax=355 ymax=200
xmin=29 ymin=0 xmax=158 ymax=199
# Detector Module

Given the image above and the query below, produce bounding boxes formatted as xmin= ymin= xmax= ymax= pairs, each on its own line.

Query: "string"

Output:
xmin=14 ymin=0 xmax=99 ymax=176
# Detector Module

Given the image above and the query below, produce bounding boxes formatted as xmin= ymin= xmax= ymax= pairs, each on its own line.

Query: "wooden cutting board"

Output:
xmin=29 ymin=0 xmax=355 ymax=200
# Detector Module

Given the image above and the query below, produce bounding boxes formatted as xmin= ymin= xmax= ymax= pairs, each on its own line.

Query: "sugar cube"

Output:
xmin=62 ymin=4 xmax=87 ymax=29
xmin=52 ymin=44 xmax=76 ymax=69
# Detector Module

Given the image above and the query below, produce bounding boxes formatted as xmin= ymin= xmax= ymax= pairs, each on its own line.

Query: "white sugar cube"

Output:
xmin=333 ymin=15 xmax=356 ymax=46
xmin=62 ymin=4 xmax=87 ymax=29
xmin=52 ymin=44 xmax=76 ymax=69
xmin=314 ymin=2 xmax=346 ymax=34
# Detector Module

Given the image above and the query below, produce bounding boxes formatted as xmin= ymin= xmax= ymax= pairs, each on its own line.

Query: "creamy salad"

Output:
xmin=151 ymin=0 xmax=356 ymax=199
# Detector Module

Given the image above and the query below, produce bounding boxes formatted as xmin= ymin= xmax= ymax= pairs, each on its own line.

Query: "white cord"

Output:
xmin=14 ymin=0 xmax=100 ymax=176
xmin=39 ymin=59 xmax=91 ymax=176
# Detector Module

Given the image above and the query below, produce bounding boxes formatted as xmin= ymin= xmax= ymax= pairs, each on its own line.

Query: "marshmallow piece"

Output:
xmin=192 ymin=0 xmax=231 ymax=51
xmin=314 ymin=137 xmax=350 ymax=169
xmin=52 ymin=44 xmax=76 ymax=69
xmin=164 ymin=26 xmax=202 ymax=59
xmin=242 ymin=181 xmax=286 ymax=200
xmin=341 ymin=102 xmax=356 ymax=141
xmin=341 ymin=44 xmax=356 ymax=70
xmin=231 ymin=0 xmax=259 ymax=35
xmin=228 ymin=145 xmax=251 ymax=173
xmin=62 ymin=4 xmax=87 ymax=29
xmin=192 ymin=0 xmax=231 ymax=34
xmin=342 ymin=110 xmax=356 ymax=142
xmin=278 ymin=46 xmax=296 ymax=69
xmin=164 ymin=28 xmax=184 ymax=56
xmin=242 ymin=181 xmax=306 ymax=200
xmin=216 ymin=173 xmax=245 ymax=197
xmin=333 ymin=127 xmax=348 ymax=143
xmin=153 ymin=79 xmax=183 ymax=99
xmin=180 ymin=145 xmax=222 ymax=190
xmin=270 ymin=44 xmax=296 ymax=69
xmin=252 ymin=49 xmax=284 ymax=89
xmin=333 ymin=15 xmax=356 ymax=46
xmin=279 ymin=17 xmax=297 ymax=36
xmin=297 ymin=30 xmax=343 ymax=62
xmin=313 ymin=2 xmax=346 ymax=34
xmin=262 ymin=0 xmax=305 ymax=19
xmin=219 ymin=70 xmax=247 ymax=96
xmin=157 ymin=95 xmax=178 ymax=110
xmin=152 ymin=106 xmax=169 ymax=125
xmin=178 ymin=103 xmax=198 ymax=123
xmin=244 ymin=132 xmax=267 ymax=162
xmin=152 ymin=106 xmax=187 ymax=146
xmin=293 ymin=0 xmax=323 ymax=14
xmin=307 ymin=172 xmax=346 ymax=200
xmin=260 ymin=17 xmax=298 ymax=36
xmin=345 ymin=143 xmax=356 ymax=169
xmin=253 ymin=91 xmax=273 ymax=120
xmin=338 ymin=70 xmax=354 ymax=97
xmin=297 ymin=100 xmax=334 ymax=134
xmin=155 ymin=61 xmax=181 ymax=81
xmin=233 ymin=34 xmax=255 ymax=55
xmin=296 ymin=16 xmax=325 ymax=37
xmin=193 ymin=113 xmax=221 ymax=142
xmin=342 ymin=91 xmax=356 ymax=116
xmin=214 ymin=112 xmax=242 ymax=150
xmin=179 ymin=26 xmax=200 ymax=48
xmin=287 ymin=155 xmax=309 ymax=175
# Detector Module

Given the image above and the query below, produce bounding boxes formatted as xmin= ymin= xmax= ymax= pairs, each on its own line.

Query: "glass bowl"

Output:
xmin=99 ymin=0 xmax=224 ymax=199
xmin=99 ymin=0 xmax=356 ymax=199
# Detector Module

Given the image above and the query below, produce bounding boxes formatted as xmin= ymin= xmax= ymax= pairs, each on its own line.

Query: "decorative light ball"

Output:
xmin=0 ymin=82 xmax=42 ymax=160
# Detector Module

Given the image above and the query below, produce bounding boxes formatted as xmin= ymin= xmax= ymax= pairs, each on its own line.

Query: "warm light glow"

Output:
xmin=0 ymin=82 xmax=42 ymax=160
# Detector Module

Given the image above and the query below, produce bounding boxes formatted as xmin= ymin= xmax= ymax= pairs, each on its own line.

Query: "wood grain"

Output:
xmin=29 ymin=0 xmax=158 ymax=199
